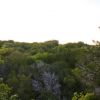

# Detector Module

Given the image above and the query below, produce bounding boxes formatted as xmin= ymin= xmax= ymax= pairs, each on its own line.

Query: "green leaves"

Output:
xmin=0 ymin=83 xmax=11 ymax=99
xmin=0 ymin=83 xmax=19 ymax=100
xmin=72 ymin=92 xmax=97 ymax=100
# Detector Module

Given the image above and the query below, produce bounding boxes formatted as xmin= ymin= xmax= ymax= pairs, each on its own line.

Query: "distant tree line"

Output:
xmin=0 ymin=40 xmax=100 ymax=100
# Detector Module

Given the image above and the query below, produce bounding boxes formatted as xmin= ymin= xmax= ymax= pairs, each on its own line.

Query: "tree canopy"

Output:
xmin=0 ymin=40 xmax=100 ymax=100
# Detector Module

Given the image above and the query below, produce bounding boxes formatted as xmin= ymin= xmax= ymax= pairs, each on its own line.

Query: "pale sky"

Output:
xmin=0 ymin=0 xmax=100 ymax=44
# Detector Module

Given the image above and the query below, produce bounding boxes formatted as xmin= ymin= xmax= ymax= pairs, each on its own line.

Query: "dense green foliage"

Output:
xmin=0 ymin=40 xmax=100 ymax=100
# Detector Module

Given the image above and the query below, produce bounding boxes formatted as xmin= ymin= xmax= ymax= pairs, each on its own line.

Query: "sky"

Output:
xmin=0 ymin=0 xmax=100 ymax=44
